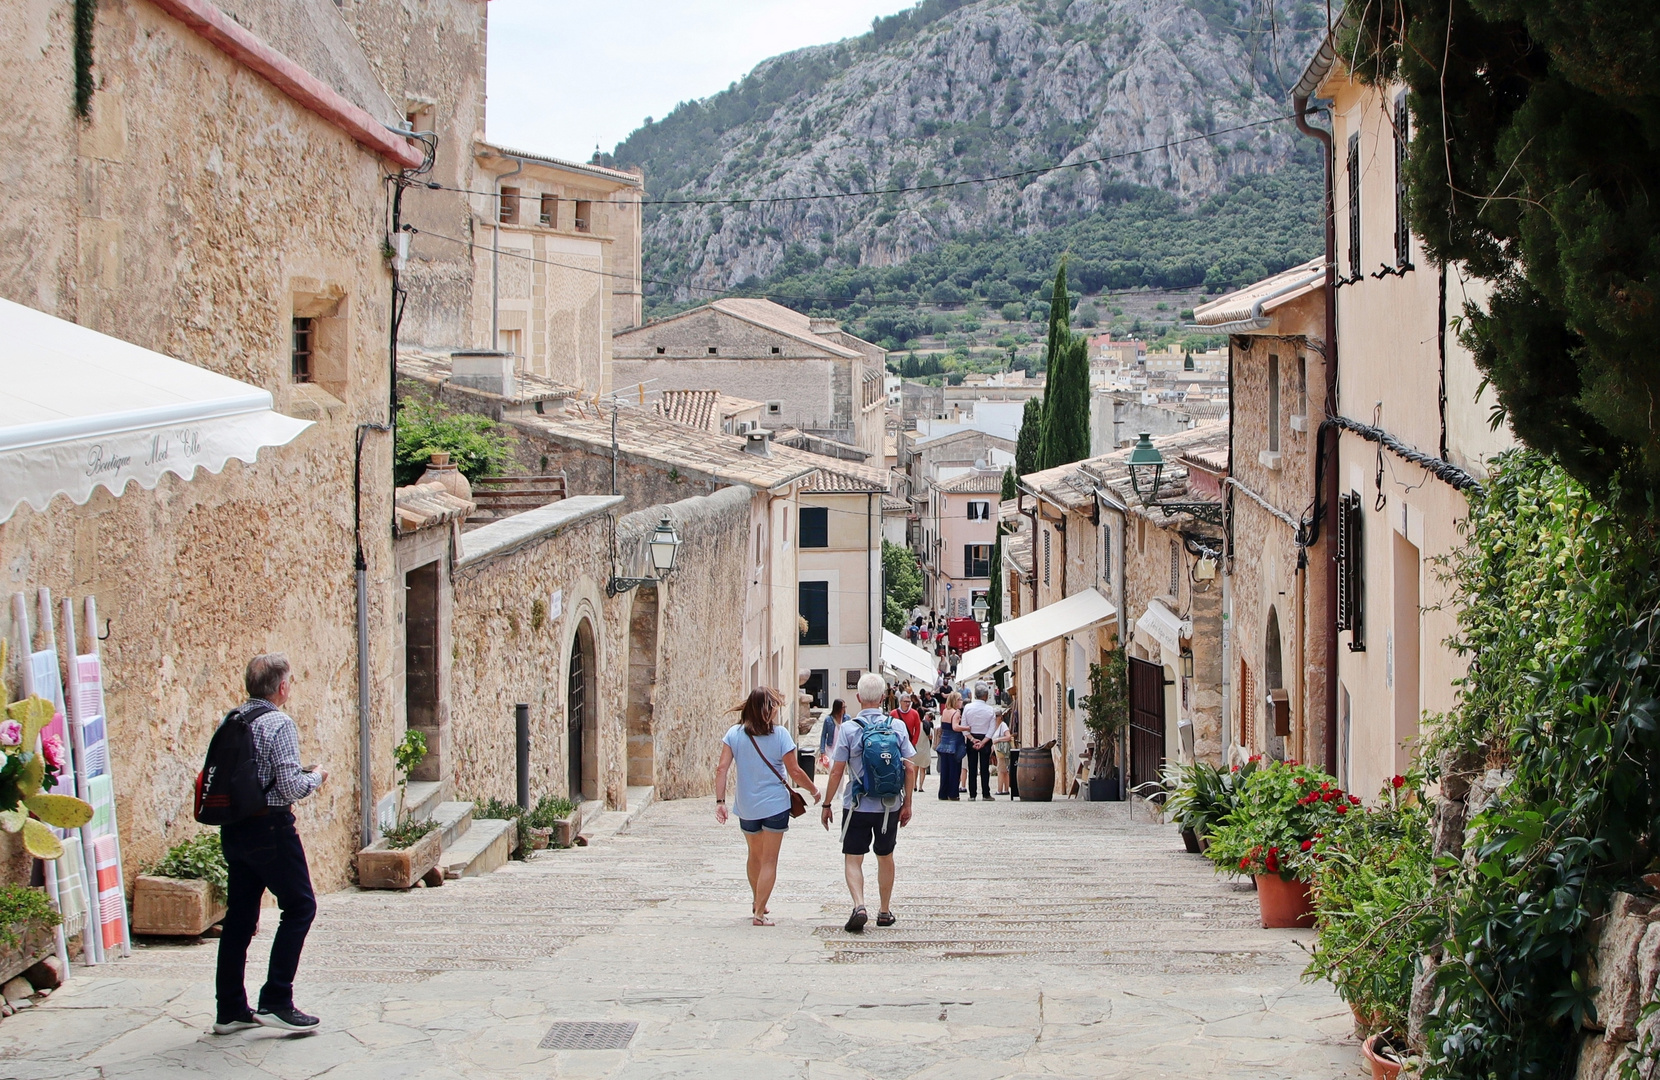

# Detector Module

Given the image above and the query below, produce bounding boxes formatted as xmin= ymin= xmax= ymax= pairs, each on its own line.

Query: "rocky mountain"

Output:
xmin=604 ymin=0 xmax=1327 ymax=305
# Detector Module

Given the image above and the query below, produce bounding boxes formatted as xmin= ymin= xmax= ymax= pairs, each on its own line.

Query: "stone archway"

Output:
xmin=625 ymin=586 xmax=659 ymax=789
xmin=567 ymin=617 xmax=599 ymax=803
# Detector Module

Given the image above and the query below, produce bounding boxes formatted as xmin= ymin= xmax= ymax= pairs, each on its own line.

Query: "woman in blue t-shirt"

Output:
xmin=714 ymin=687 xmax=822 ymax=925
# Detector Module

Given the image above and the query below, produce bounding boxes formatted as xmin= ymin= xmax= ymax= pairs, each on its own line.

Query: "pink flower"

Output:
xmin=41 ymin=735 xmax=64 ymax=771
xmin=0 ymin=721 xmax=19 ymax=745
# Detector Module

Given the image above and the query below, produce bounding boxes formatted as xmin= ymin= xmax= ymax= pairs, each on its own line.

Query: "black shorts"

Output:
xmin=841 ymin=808 xmax=899 ymax=857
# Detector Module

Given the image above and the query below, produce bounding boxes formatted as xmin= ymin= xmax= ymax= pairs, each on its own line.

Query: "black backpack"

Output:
xmin=193 ymin=703 xmax=275 ymax=825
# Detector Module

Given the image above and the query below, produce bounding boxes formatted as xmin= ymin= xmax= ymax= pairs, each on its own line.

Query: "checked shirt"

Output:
xmin=243 ymin=699 xmax=321 ymax=807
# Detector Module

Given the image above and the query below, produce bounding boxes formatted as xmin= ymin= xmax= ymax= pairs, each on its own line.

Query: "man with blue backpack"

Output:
xmin=820 ymin=672 xmax=917 ymax=933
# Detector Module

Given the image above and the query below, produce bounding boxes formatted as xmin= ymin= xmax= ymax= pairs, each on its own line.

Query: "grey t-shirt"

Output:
xmin=833 ymin=709 xmax=915 ymax=813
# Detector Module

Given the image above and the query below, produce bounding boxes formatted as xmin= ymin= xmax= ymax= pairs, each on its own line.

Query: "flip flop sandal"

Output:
xmin=845 ymin=906 xmax=868 ymax=933
xmin=876 ymin=911 xmax=896 ymax=927
xmin=752 ymin=915 xmax=776 ymax=926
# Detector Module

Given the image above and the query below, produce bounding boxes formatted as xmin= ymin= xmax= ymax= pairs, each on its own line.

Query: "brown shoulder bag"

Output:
xmin=747 ymin=731 xmax=807 ymax=817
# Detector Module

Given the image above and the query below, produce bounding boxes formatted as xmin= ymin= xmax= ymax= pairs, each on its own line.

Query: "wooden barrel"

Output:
xmin=1016 ymin=744 xmax=1055 ymax=801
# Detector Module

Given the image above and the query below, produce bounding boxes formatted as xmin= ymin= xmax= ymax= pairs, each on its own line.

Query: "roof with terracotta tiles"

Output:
xmin=394 ymin=482 xmax=473 ymax=536
xmin=397 ymin=349 xmax=582 ymax=404
xmin=1021 ymin=421 xmax=1230 ymax=513
xmin=1192 ymin=257 xmax=1325 ymax=327
xmin=934 ymin=468 xmax=1007 ymax=495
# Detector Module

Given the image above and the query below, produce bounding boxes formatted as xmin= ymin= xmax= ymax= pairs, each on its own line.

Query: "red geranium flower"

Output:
xmin=1350 ymin=795 xmax=1362 ymax=805
xmin=1301 ymin=839 xmax=1313 ymax=852
xmin=1391 ymin=775 xmax=1406 ymax=789
xmin=1335 ymin=804 xmax=1349 ymax=815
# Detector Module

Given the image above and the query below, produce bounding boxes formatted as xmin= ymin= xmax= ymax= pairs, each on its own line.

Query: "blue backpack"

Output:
xmin=850 ymin=715 xmax=907 ymax=807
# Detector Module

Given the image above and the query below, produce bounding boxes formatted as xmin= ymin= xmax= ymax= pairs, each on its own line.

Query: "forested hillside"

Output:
xmin=600 ymin=0 xmax=1327 ymax=317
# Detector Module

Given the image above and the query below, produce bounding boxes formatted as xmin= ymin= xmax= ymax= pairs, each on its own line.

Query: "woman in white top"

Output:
xmin=714 ymin=687 xmax=821 ymax=925
xmin=992 ymin=716 xmax=1013 ymax=795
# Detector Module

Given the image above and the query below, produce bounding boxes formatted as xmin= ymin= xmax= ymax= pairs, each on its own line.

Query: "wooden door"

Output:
xmin=1128 ymin=656 xmax=1167 ymax=789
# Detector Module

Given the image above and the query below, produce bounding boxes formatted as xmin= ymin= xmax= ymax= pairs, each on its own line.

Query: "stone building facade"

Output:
xmin=1194 ymin=260 xmax=1332 ymax=772
xmin=796 ymin=472 xmax=886 ymax=711
xmin=613 ymin=299 xmax=887 ymax=460
xmin=0 ymin=0 xmax=448 ymax=888
xmin=925 ymin=467 xmax=1004 ymax=620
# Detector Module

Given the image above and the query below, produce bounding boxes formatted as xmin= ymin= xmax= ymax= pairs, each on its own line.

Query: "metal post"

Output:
xmin=515 ymin=704 xmax=530 ymax=811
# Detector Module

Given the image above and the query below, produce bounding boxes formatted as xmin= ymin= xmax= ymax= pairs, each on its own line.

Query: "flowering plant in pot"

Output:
xmin=0 ymin=644 xmax=96 ymax=859
xmin=1164 ymin=756 xmax=1260 ymax=852
xmin=1204 ymin=760 xmax=1356 ymax=927
xmin=1302 ymin=773 xmax=1435 ymax=1076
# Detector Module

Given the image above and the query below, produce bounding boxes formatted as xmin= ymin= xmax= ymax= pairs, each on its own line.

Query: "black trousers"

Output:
xmin=216 ymin=809 xmax=316 ymax=1021
xmin=966 ymin=739 xmax=994 ymax=797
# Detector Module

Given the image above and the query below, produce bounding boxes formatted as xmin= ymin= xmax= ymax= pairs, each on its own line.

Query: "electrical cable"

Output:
xmin=425 ymin=114 xmax=1296 ymax=208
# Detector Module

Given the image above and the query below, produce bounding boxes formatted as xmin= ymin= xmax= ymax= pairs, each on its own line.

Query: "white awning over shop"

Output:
xmin=1134 ymin=598 xmax=1191 ymax=662
xmin=992 ymin=587 xmax=1118 ymax=664
xmin=0 ymin=298 xmax=312 ymax=524
xmin=954 ymin=641 xmax=1005 ymax=684
xmin=881 ymin=630 xmax=939 ymax=685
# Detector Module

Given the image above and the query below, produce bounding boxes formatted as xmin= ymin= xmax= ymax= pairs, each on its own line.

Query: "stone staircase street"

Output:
xmin=0 ymin=783 xmax=1362 ymax=1078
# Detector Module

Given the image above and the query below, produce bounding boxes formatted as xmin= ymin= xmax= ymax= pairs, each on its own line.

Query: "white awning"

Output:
xmin=881 ymin=630 xmax=939 ymax=684
xmin=955 ymin=641 xmax=1005 ymax=684
xmin=1134 ymin=598 xmax=1191 ymax=661
xmin=0 ymin=298 xmax=312 ymax=524
xmin=993 ymin=587 xmax=1118 ymax=664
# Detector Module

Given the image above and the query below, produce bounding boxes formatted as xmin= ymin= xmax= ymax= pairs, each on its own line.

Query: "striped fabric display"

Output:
xmin=92 ymin=834 xmax=124 ymax=950
xmin=56 ymin=836 xmax=89 ymax=930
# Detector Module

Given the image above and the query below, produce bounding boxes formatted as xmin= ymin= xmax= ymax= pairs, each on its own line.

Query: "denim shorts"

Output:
xmin=739 ymin=810 xmax=792 ymax=833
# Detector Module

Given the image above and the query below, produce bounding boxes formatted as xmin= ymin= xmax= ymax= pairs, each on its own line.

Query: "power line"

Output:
xmin=423 ymin=114 xmax=1294 ymax=209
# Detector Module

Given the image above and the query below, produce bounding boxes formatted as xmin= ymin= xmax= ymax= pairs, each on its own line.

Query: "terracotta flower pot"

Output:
xmin=1363 ymin=1033 xmax=1404 ymax=1080
xmin=1254 ymin=873 xmax=1315 ymax=928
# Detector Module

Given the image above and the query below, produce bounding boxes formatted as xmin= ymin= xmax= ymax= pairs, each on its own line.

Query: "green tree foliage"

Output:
xmin=1038 ymin=262 xmax=1092 ymax=470
xmin=1015 ymin=397 xmax=1044 ymax=477
xmin=1001 ymin=467 xmax=1017 ymax=502
xmin=1078 ymin=652 xmax=1131 ymax=778
xmin=395 ymin=400 xmax=511 ymax=486
xmin=985 ymin=531 xmax=1003 ymax=635
xmin=881 ymin=540 xmax=923 ymax=634
xmin=1345 ymin=1 xmax=1660 ymax=514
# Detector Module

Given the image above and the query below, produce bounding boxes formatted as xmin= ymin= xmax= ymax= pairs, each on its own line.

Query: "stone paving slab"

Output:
xmin=0 ymin=786 xmax=1365 ymax=1078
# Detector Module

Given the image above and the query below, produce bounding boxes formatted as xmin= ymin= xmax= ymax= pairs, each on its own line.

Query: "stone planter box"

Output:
xmin=132 ymin=876 xmax=226 ymax=937
xmin=553 ymin=806 xmax=582 ymax=849
xmin=356 ymin=829 xmax=442 ymax=890
xmin=0 ymin=923 xmax=57 ymax=985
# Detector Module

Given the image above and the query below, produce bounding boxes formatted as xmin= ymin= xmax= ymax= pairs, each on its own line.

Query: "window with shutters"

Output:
xmin=1347 ymin=133 xmax=1362 ymax=278
xmin=1169 ymin=539 xmax=1181 ymax=596
xmin=964 ymin=544 xmax=992 ymax=578
xmin=966 ymin=500 xmax=990 ymax=521
xmin=1042 ymin=530 xmax=1052 ymax=586
xmin=1102 ymin=525 xmax=1112 ymax=585
xmin=1267 ymin=353 xmax=1281 ymax=452
xmin=1336 ymin=492 xmax=1367 ymax=650
xmin=1240 ymin=659 xmax=1256 ymax=749
xmin=1394 ymin=93 xmax=1411 ymax=267
xmin=499 ymin=185 xmax=520 ymax=225
xmin=798 ymin=581 xmax=829 ymax=645
xmin=799 ymin=507 xmax=828 ymax=548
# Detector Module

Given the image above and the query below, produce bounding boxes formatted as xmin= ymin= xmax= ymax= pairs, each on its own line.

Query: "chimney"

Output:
xmin=449 ymin=350 xmax=515 ymax=397
xmin=808 ymin=317 xmax=840 ymax=335
xmin=744 ymin=430 xmax=773 ymax=457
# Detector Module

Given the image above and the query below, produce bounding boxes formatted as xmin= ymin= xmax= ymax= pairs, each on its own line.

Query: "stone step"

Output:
xmin=440 ymin=818 xmax=516 ymax=879
xmin=403 ymin=780 xmax=450 ymax=823
xmin=427 ymin=801 xmax=474 ymax=848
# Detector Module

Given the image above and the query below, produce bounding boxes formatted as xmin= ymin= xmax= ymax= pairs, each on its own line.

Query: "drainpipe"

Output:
xmin=1294 ymin=92 xmax=1340 ymax=777
xmin=491 ymin=155 xmax=524 ymax=350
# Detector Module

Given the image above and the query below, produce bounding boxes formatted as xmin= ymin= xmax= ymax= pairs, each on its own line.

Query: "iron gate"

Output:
xmin=1128 ymin=656 xmax=1167 ymax=790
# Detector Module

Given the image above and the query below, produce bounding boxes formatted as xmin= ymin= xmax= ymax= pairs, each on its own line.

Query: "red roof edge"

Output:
xmin=148 ymin=0 xmax=424 ymax=169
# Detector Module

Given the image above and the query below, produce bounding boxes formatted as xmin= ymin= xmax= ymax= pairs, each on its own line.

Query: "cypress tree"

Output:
xmin=1041 ymin=261 xmax=1071 ymax=379
xmin=1040 ymin=334 xmax=1092 ymax=470
xmin=986 ymin=530 xmax=1004 ymax=633
xmin=1015 ymin=396 xmax=1044 ymax=477
xmin=1001 ymin=466 xmax=1017 ymax=502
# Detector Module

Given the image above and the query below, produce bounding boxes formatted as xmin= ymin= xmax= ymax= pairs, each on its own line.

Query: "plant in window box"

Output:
xmin=0 ymin=885 xmax=61 ymax=986
xmin=1203 ymin=759 xmax=1356 ymax=928
xmin=1301 ymin=772 xmax=1434 ymax=1076
xmin=133 ymin=832 xmax=229 ymax=936
xmin=1078 ymin=652 xmax=1131 ymax=801
xmin=0 ymin=643 xmax=96 ymax=859
xmin=356 ymin=818 xmax=442 ymax=890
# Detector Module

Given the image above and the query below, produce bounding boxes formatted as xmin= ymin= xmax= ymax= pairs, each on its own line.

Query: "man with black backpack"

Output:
xmin=820 ymin=672 xmax=916 ymax=933
xmin=204 ymin=654 xmax=327 ymax=1035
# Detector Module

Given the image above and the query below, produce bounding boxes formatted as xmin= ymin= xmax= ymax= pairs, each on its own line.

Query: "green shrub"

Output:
xmin=381 ymin=819 xmax=437 ymax=850
xmin=523 ymin=795 xmax=576 ymax=830
xmin=1204 ymin=759 xmax=1355 ymax=880
xmin=145 ymin=832 xmax=229 ymax=895
xmin=1303 ymin=774 xmax=1437 ymax=1038
xmin=394 ymin=400 xmax=512 ymax=486
xmin=1164 ymin=756 xmax=1257 ymax=839
xmin=0 ymin=885 xmax=60 ymax=949
xmin=474 ymin=797 xmax=529 ymax=857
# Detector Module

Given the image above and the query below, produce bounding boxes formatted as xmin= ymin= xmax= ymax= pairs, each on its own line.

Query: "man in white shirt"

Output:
xmin=961 ymin=682 xmax=999 ymax=801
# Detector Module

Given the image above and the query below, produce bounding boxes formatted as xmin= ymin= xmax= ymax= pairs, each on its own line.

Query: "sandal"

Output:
xmin=844 ymin=906 xmax=868 ymax=933
xmin=752 ymin=914 xmax=775 ymax=926
xmin=876 ymin=911 xmax=896 ymax=927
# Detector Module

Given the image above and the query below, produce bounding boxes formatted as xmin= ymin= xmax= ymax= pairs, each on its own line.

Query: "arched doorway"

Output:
xmin=567 ymin=618 xmax=598 ymax=802
xmin=626 ymin=586 xmax=658 ymax=788
xmin=1264 ymin=607 xmax=1285 ymax=758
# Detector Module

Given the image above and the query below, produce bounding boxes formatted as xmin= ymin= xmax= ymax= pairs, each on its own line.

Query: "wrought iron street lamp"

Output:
xmin=1124 ymin=432 xmax=1223 ymax=527
xmin=972 ymin=594 xmax=989 ymax=624
xmin=607 ymin=517 xmax=682 ymax=596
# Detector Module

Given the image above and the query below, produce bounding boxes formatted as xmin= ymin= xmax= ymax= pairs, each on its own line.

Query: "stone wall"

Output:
xmin=0 ymin=0 xmax=407 ymax=890
xmin=446 ymin=487 xmax=751 ymax=810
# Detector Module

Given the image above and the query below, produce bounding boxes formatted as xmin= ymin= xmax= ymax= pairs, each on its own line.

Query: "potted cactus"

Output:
xmin=0 ymin=649 xmax=97 ymax=857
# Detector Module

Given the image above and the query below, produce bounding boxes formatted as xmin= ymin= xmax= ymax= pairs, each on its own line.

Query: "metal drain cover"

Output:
xmin=538 ymin=1021 xmax=638 ymax=1050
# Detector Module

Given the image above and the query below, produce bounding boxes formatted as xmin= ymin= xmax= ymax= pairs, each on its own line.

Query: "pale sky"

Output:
xmin=486 ymin=0 xmax=913 ymax=163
